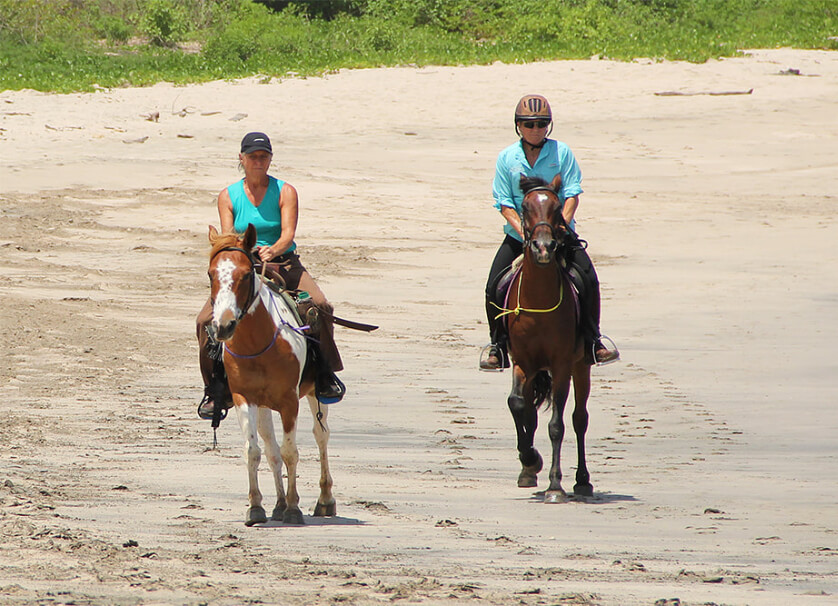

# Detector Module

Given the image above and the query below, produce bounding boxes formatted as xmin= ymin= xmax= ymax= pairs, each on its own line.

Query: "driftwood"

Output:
xmin=655 ymin=88 xmax=753 ymax=97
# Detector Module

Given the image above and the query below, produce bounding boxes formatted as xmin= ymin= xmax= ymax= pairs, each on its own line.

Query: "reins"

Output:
xmin=222 ymin=274 xmax=314 ymax=359
xmin=490 ymin=267 xmax=564 ymax=319
xmin=491 ymin=185 xmax=571 ymax=319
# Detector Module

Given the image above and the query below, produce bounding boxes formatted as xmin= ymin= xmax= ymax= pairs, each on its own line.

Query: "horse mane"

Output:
xmin=519 ymin=174 xmax=553 ymax=195
xmin=209 ymin=230 xmax=243 ymax=259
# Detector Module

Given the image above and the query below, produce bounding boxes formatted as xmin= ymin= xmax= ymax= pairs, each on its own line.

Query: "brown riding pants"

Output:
xmin=196 ymin=252 xmax=343 ymax=388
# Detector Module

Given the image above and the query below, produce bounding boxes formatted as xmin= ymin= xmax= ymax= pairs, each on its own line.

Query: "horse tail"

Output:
xmin=532 ymin=370 xmax=553 ymax=411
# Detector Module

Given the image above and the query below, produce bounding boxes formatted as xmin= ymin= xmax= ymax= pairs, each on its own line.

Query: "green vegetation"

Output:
xmin=1 ymin=0 xmax=836 ymax=92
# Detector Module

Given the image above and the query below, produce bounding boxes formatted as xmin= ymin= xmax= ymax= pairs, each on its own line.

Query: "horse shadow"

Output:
xmin=522 ymin=490 xmax=638 ymax=505
xmin=250 ymin=514 xmax=367 ymax=528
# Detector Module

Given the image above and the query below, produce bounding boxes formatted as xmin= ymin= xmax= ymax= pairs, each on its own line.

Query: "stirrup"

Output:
xmin=593 ymin=335 xmax=620 ymax=366
xmin=479 ymin=343 xmax=504 ymax=372
xmin=197 ymin=390 xmax=228 ymax=421
xmin=316 ymin=373 xmax=346 ymax=405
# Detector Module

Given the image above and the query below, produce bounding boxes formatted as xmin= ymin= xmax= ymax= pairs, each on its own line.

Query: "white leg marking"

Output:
xmin=256 ymin=407 xmax=286 ymax=514
xmin=308 ymin=394 xmax=334 ymax=509
xmin=280 ymin=421 xmax=300 ymax=514
xmin=236 ymin=403 xmax=262 ymax=510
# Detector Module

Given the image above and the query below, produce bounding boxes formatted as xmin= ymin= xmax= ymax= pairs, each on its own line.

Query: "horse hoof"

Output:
xmin=313 ymin=501 xmax=336 ymax=517
xmin=245 ymin=506 xmax=267 ymax=526
xmin=574 ymin=482 xmax=594 ymax=497
xmin=270 ymin=498 xmax=288 ymax=521
xmin=283 ymin=508 xmax=305 ymax=525
xmin=519 ymin=450 xmax=543 ymax=473
xmin=544 ymin=489 xmax=568 ymax=504
xmin=517 ymin=472 xmax=538 ymax=488
xmin=517 ymin=452 xmax=543 ymax=488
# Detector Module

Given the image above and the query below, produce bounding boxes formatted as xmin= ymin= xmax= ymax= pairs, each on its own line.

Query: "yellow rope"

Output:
xmin=490 ymin=272 xmax=564 ymax=319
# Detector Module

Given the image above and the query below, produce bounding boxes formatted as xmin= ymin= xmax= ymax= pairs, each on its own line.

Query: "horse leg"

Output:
xmin=235 ymin=403 xmax=268 ymax=526
xmin=307 ymin=394 xmax=336 ymax=517
xmin=545 ymin=370 xmax=571 ymax=503
xmin=571 ymin=363 xmax=593 ymax=497
xmin=508 ymin=364 xmax=542 ymax=488
xmin=255 ymin=407 xmax=288 ymax=521
xmin=278 ymin=412 xmax=304 ymax=525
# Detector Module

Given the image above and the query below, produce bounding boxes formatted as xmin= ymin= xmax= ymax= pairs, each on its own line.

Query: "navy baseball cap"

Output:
xmin=240 ymin=132 xmax=272 ymax=154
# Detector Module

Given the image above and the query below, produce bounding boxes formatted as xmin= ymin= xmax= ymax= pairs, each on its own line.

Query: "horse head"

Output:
xmin=207 ymin=223 xmax=259 ymax=341
xmin=520 ymin=174 xmax=571 ymax=265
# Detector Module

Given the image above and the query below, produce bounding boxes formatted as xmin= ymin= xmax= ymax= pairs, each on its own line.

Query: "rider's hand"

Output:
xmin=256 ymin=245 xmax=273 ymax=262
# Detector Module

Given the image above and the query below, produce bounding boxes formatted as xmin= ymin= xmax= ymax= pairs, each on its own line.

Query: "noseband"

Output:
xmin=210 ymin=245 xmax=260 ymax=322
xmin=521 ymin=186 xmax=569 ymax=246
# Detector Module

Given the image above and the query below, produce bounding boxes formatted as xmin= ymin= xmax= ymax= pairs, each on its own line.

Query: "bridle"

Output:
xmin=210 ymin=245 xmax=262 ymax=324
xmin=486 ymin=186 xmax=577 ymax=319
xmin=521 ymin=186 xmax=571 ymax=247
xmin=209 ymin=244 xmax=315 ymax=360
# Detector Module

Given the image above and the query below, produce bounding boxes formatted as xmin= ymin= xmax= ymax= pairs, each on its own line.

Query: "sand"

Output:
xmin=0 ymin=48 xmax=836 ymax=605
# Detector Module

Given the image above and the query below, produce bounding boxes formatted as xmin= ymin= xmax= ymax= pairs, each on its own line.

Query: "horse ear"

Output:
xmin=208 ymin=224 xmax=218 ymax=243
xmin=550 ymin=173 xmax=562 ymax=192
xmin=243 ymin=223 xmax=257 ymax=250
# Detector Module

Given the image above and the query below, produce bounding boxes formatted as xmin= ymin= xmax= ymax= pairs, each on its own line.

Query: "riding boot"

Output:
xmin=310 ymin=341 xmax=345 ymax=404
xmin=198 ymin=358 xmax=234 ymax=420
xmin=480 ymin=296 xmax=510 ymax=371
xmin=571 ymin=263 xmax=619 ymax=366
xmin=197 ymin=323 xmax=234 ymax=420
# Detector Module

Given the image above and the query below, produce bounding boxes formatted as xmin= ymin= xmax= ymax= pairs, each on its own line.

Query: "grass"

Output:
xmin=1 ymin=0 xmax=836 ymax=93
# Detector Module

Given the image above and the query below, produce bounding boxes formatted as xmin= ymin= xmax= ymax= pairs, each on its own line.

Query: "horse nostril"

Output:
xmin=214 ymin=319 xmax=237 ymax=341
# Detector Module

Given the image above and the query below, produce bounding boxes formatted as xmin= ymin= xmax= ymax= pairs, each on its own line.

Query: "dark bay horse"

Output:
xmin=502 ymin=174 xmax=593 ymax=503
xmin=207 ymin=224 xmax=335 ymax=525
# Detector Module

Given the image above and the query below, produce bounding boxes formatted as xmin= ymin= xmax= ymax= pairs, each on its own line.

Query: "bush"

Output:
xmin=2 ymin=0 xmax=838 ymax=92
xmin=254 ymin=0 xmax=363 ymax=19
xmin=140 ymin=0 xmax=188 ymax=47
xmin=0 ymin=0 xmax=89 ymax=45
xmin=95 ymin=14 xmax=132 ymax=43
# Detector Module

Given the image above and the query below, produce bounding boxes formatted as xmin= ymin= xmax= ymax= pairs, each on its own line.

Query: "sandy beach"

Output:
xmin=1 ymin=48 xmax=836 ymax=605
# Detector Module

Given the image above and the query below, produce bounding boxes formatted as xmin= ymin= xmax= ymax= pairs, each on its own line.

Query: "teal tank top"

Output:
xmin=229 ymin=176 xmax=296 ymax=253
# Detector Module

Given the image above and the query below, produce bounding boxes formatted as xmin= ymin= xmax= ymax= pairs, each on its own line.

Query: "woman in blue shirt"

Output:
xmin=480 ymin=95 xmax=619 ymax=370
xmin=196 ymin=132 xmax=344 ymax=419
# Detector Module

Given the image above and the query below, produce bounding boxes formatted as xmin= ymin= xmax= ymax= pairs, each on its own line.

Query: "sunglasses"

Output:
xmin=520 ymin=120 xmax=550 ymax=129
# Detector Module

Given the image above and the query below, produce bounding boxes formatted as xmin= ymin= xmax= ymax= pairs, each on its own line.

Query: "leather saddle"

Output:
xmin=489 ymin=255 xmax=583 ymax=332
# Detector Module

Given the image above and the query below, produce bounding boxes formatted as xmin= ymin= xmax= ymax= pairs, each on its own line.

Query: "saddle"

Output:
xmin=489 ymin=255 xmax=583 ymax=333
xmin=204 ymin=278 xmax=321 ymax=364
xmin=256 ymin=261 xmax=377 ymax=333
xmin=252 ymin=263 xmax=321 ymax=336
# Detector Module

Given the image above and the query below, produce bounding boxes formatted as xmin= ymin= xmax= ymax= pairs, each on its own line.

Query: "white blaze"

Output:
xmin=212 ymin=258 xmax=239 ymax=325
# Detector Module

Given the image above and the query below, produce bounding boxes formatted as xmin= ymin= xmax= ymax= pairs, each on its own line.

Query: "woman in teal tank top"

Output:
xmin=195 ymin=132 xmax=345 ymax=419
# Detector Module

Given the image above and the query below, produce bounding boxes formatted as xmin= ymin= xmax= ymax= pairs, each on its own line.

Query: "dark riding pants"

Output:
xmin=484 ymin=234 xmax=602 ymax=348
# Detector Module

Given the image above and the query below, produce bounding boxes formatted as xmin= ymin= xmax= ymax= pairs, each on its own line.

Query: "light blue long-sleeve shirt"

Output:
xmin=492 ymin=138 xmax=583 ymax=241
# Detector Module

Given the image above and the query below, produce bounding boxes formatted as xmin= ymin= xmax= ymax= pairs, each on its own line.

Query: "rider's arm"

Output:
xmin=492 ymin=151 xmax=516 ymax=212
xmin=500 ymin=206 xmax=525 ymax=240
xmin=256 ymin=182 xmax=298 ymax=262
xmin=557 ymin=143 xmax=583 ymax=230
xmin=217 ymin=188 xmax=234 ymax=233
xmin=493 ymin=148 xmax=526 ymax=238
xmin=562 ymin=195 xmax=579 ymax=226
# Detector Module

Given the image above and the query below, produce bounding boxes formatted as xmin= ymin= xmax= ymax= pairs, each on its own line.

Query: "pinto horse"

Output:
xmin=207 ymin=224 xmax=335 ymax=526
xmin=502 ymin=174 xmax=593 ymax=503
